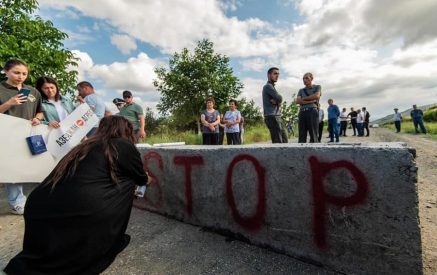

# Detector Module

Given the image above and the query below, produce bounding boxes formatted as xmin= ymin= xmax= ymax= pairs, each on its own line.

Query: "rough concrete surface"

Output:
xmin=1 ymin=128 xmax=434 ymax=275
xmin=135 ymin=142 xmax=421 ymax=275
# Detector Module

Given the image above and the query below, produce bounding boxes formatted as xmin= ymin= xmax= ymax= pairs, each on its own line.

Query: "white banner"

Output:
xmin=47 ymin=103 xmax=99 ymax=160
xmin=0 ymin=114 xmax=56 ymax=183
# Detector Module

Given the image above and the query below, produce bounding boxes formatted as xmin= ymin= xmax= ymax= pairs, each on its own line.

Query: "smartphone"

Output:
xmin=19 ymin=88 xmax=31 ymax=97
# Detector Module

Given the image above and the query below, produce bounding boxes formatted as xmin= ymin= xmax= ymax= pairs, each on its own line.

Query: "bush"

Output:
xmin=423 ymin=109 xmax=437 ymax=122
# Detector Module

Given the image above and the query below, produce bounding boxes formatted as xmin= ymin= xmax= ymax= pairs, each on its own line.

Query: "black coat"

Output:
xmin=4 ymin=138 xmax=148 ymax=275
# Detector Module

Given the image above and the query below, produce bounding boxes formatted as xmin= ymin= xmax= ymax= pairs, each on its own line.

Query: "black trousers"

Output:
xmin=340 ymin=121 xmax=347 ymax=136
xmin=202 ymin=133 xmax=219 ymax=145
xmin=395 ymin=121 xmax=401 ymax=132
xmin=298 ymin=108 xmax=319 ymax=143
xmin=226 ymin=132 xmax=241 ymax=145
xmin=264 ymin=116 xmax=288 ymax=143
xmin=350 ymin=120 xmax=357 ymax=135
xmin=363 ymin=122 xmax=370 ymax=136
xmin=318 ymin=121 xmax=324 ymax=142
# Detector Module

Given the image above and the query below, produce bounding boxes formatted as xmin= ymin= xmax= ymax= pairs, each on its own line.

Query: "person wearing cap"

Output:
xmin=410 ymin=105 xmax=427 ymax=134
xmin=119 ymin=90 xmax=145 ymax=141
xmin=393 ymin=108 xmax=402 ymax=133
xmin=113 ymin=98 xmax=125 ymax=112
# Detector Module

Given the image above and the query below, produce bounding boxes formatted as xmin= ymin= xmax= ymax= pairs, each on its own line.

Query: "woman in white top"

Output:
xmin=36 ymin=76 xmax=75 ymax=128
xmin=223 ymin=99 xmax=241 ymax=145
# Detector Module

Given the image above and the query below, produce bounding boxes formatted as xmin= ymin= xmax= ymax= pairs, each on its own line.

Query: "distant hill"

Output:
xmin=371 ymin=103 xmax=437 ymax=125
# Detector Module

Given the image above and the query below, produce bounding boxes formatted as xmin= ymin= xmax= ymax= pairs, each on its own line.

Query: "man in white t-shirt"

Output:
xmin=393 ymin=108 xmax=402 ymax=133
xmin=339 ymin=107 xmax=348 ymax=136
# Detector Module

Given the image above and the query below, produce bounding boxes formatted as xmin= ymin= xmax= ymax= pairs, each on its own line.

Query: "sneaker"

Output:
xmin=134 ymin=185 xmax=147 ymax=198
xmin=10 ymin=205 xmax=24 ymax=215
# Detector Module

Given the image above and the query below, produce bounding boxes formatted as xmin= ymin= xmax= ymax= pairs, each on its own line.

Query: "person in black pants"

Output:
xmin=348 ymin=107 xmax=358 ymax=136
xmin=296 ymin=72 xmax=321 ymax=143
xmin=262 ymin=67 xmax=288 ymax=143
xmin=362 ymin=107 xmax=370 ymax=136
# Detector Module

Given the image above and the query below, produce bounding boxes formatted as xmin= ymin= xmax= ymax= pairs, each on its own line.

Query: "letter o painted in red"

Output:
xmin=226 ymin=154 xmax=266 ymax=231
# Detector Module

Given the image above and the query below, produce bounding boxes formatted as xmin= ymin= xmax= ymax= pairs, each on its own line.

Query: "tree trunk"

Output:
xmin=197 ymin=120 xmax=201 ymax=135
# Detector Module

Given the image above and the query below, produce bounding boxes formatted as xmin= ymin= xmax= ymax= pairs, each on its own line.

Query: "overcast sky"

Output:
xmin=37 ymin=0 xmax=437 ymax=119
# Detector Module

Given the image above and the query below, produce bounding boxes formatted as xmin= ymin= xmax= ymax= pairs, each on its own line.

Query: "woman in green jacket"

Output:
xmin=36 ymin=76 xmax=75 ymax=128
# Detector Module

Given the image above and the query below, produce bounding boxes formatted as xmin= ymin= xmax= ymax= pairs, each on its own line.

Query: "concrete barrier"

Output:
xmin=134 ymin=143 xmax=422 ymax=275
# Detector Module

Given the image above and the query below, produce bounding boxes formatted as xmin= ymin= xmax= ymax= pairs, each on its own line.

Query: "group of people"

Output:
xmin=322 ymin=104 xmax=371 ymax=143
xmin=261 ymin=67 xmax=375 ymax=144
xmin=1 ymin=59 xmax=150 ymax=274
xmin=200 ymin=97 xmax=244 ymax=145
xmin=393 ymin=105 xmax=427 ymax=134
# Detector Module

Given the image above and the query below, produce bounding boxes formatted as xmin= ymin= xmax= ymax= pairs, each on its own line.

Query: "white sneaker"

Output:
xmin=134 ymin=186 xmax=146 ymax=198
xmin=10 ymin=205 xmax=24 ymax=215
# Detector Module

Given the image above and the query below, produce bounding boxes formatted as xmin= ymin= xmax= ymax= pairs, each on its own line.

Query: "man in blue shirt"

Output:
xmin=77 ymin=81 xmax=110 ymax=136
xmin=410 ymin=104 xmax=427 ymax=134
xmin=327 ymin=99 xmax=340 ymax=142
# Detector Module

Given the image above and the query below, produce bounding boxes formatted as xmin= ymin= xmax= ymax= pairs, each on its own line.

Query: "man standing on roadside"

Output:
xmin=347 ymin=107 xmax=358 ymax=136
xmin=119 ymin=90 xmax=146 ymax=141
xmin=296 ymin=72 xmax=321 ymax=143
xmin=77 ymin=81 xmax=110 ymax=136
xmin=410 ymin=104 xmax=427 ymax=134
xmin=339 ymin=107 xmax=348 ymax=136
xmin=362 ymin=107 xmax=370 ymax=137
xmin=327 ymin=99 xmax=340 ymax=143
xmin=393 ymin=108 xmax=402 ymax=133
xmin=262 ymin=67 xmax=287 ymax=143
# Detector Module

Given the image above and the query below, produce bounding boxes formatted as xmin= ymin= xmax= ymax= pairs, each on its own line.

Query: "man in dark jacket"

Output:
xmin=262 ymin=67 xmax=288 ymax=143
xmin=410 ymin=105 xmax=427 ymax=134
xmin=362 ymin=107 xmax=370 ymax=137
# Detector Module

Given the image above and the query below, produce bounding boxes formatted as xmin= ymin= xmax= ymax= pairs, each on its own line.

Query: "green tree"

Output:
xmin=238 ymin=97 xmax=263 ymax=126
xmin=0 ymin=0 xmax=78 ymax=95
xmin=280 ymin=94 xmax=299 ymax=123
xmin=154 ymin=39 xmax=243 ymax=133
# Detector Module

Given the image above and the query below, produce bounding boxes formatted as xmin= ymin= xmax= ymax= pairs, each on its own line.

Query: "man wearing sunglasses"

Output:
xmin=119 ymin=90 xmax=146 ymax=141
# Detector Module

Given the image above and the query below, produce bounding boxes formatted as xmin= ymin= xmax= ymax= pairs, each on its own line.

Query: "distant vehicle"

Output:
xmin=370 ymin=124 xmax=379 ymax=128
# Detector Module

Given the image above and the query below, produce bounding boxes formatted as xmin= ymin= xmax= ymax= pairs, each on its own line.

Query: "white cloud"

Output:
xmin=38 ymin=0 xmax=282 ymax=57
xmin=110 ymin=34 xmax=137 ymax=55
xmin=239 ymin=58 xmax=268 ymax=72
xmin=39 ymin=0 xmax=437 ymax=119
xmin=72 ymin=50 xmax=162 ymax=97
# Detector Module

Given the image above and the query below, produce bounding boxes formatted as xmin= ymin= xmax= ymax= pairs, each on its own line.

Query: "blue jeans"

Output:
xmin=357 ymin=123 xmax=364 ymax=136
xmin=328 ymin=118 xmax=339 ymax=142
xmin=4 ymin=183 xmax=26 ymax=208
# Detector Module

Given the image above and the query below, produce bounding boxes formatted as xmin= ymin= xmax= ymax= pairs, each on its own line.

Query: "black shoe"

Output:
xmin=117 ymin=234 xmax=131 ymax=254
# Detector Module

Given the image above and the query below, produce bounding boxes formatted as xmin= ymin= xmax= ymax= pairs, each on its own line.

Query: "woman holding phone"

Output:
xmin=0 ymin=59 xmax=43 ymax=215
xmin=36 ymin=76 xmax=75 ymax=128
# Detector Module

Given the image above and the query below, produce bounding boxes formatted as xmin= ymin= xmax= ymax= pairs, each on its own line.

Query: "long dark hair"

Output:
xmin=2 ymin=59 xmax=28 ymax=72
xmin=36 ymin=76 xmax=61 ymax=101
xmin=46 ymin=116 xmax=136 ymax=188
